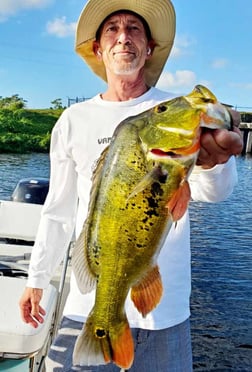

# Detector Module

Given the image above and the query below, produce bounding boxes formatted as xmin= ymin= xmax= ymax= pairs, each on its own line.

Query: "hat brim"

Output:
xmin=75 ymin=0 xmax=176 ymax=87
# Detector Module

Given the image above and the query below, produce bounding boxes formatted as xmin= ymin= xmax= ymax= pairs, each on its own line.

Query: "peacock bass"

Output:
xmin=72 ymin=85 xmax=231 ymax=369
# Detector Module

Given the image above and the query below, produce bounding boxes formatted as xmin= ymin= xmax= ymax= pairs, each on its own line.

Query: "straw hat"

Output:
xmin=75 ymin=0 xmax=176 ymax=86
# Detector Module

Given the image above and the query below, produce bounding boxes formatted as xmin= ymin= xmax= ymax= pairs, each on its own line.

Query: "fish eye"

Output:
xmin=202 ymin=98 xmax=214 ymax=103
xmin=156 ymin=105 xmax=167 ymax=113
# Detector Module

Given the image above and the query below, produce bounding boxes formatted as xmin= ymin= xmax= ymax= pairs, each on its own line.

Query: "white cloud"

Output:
xmin=157 ymin=70 xmax=197 ymax=92
xmin=170 ymin=34 xmax=196 ymax=58
xmin=211 ymin=58 xmax=228 ymax=69
xmin=46 ymin=16 xmax=76 ymax=37
xmin=0 ymin=0 xmax=52 ymax=21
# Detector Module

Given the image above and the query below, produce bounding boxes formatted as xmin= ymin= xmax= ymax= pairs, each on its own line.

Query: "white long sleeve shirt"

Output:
xmin=27 ymin=87 xmax=238 ymax=330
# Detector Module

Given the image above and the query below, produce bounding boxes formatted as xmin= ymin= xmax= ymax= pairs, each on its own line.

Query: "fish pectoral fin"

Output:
xmin=127 ymin=167 xmax=163 ymax=200
xmin=131 ymin=265 xmax=163 ymax=317
xmin=72 ymin=228 xmax=97 ymax=294
xmin=73 ymin=313 xmax=134 ymax=370
xmin=166 ymin=180 xmax=191 ymax=221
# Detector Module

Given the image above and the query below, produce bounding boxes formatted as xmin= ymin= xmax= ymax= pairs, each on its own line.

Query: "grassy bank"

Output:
xmin=0 ymin=108 xmax=62 ymax=153
xmin=1 ymin=106 xmax=251 ymax=154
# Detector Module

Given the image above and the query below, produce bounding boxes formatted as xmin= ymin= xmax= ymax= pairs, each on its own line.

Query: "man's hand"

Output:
xmin=19 ymin=287 xmax=46 ymax=328
xmin=197 ymin=109 xmax=243 ymax=169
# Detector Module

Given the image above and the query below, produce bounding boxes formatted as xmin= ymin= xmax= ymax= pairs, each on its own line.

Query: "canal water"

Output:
xmin=0 ymin=153 xmax=251 ymax=371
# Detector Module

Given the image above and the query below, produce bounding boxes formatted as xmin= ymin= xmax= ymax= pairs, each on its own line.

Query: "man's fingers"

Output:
xmin=31 ymin=297 xmax=46 ymax=322
xmin=228 ymin=108 xmax=241 ymax=128
xmin=19 ymin=287 xmax=46 ymax=328
xmin=213 ymin=129 xmax=243 ymax=154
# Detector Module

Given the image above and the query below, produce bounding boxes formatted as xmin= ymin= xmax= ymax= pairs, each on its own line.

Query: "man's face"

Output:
xmin=95 ymin=12 xmax=151 ymax=77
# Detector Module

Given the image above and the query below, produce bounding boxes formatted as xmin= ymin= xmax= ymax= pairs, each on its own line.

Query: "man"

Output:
xmin=19 ymin=0 xmax=243 ymax=371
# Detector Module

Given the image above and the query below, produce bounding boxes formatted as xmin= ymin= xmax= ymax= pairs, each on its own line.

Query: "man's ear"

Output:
xmin=146 ymin=39 xmax=156 ymax=59
xmin=93 ymin=41 xmax=102 ymax=60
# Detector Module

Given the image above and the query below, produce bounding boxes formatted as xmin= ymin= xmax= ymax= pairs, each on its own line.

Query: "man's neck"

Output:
xmin=101 ymin=73 xmax=150 ymax=101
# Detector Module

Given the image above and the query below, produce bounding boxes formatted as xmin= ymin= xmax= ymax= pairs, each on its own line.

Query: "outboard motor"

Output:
xmin=10 ymin=178 xmax=49 ymax=205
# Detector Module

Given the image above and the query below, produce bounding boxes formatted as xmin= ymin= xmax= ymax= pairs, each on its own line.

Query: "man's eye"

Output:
xmin=129 ymin=25 xmax=140 ymax=31
xmin=105 ymin=26 xmax=117 ymax=32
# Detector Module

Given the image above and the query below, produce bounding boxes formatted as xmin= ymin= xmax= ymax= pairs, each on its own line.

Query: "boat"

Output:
xmin=10 ymin=178 xmax=49 ymax=205
xmin=0 ymin=182 xmax=71 ymax=371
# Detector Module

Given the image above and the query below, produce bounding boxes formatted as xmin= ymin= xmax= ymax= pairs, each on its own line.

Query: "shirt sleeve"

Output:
xmin=189 ymin=156 xmax=238 ymax=203
xmin=27 ymin=115 xmax=78 ymax=289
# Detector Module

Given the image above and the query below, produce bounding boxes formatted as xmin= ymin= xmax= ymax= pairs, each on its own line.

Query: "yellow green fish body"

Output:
xmin=72 ymin=85 xmax=231 ymax=369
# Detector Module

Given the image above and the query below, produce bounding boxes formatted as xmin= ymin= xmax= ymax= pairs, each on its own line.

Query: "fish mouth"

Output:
xmin=150 ymin=149 xmax=182 ymax=159
xmin=150 ymin=143 xmax=200 ymax=159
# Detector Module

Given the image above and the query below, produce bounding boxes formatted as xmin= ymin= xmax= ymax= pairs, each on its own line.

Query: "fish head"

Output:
xmin=139 ymin=85 xmax=231 ymax=163
xmin=185 ymin=85 xmax=231 ymax=130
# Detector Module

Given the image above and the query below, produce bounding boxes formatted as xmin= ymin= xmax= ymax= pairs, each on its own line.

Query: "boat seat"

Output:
xmin=0 ymin=200 xmax=42 ymax=241
xmin=0 ymin=276 xmax=57 ymax=358
xmin=0 ymin=200 xmax=58 ymax=360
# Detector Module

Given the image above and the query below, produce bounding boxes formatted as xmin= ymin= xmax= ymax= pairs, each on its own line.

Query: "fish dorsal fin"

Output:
xmin=91 ymin=146 xmax=109 ymax=183
xmin=72 ymin=226 xmax=97 ymax=294
xmin=72 ymin=147 xmax=110 ymax=294
xmin=89 ymin=146 xmax=109 ymax=205
xmin=130 ymin=265 xmax=163 ymax=317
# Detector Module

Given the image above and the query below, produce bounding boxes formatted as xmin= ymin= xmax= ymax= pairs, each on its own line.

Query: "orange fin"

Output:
xmin=131 ymin=265 xmax=163 ymax=317
xmin=109 ymin=321 xmax=134 ymax=369
xmin=166 ymin=180 xmax=191 ymax=221
xmin=73 ymin=313 xmax=134 ymax=370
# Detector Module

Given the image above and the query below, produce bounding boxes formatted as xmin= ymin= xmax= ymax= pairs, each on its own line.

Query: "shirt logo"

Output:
xmin=98 ymin=137 xmax=112 ymax=145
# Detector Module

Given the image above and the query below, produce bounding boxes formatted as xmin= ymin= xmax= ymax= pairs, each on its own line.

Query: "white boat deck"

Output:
xmin=0 ymin=200 xmax=71 ymax=371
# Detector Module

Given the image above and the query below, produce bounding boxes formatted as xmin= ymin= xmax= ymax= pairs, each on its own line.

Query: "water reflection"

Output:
xmin=190 ymin=156 xmax=252 ymax=370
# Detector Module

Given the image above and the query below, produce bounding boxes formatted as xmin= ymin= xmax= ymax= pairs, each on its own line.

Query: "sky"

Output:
xmin=0 ymin=0 xmax=251 ymax=110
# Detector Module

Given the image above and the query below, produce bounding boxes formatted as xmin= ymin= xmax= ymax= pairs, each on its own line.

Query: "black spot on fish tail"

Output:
xmin=95 ymin=328 xmax=106 ymax=338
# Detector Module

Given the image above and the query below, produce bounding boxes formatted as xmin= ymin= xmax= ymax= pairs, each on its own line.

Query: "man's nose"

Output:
xmin=117 ymin=30 xmax=131 ymax=44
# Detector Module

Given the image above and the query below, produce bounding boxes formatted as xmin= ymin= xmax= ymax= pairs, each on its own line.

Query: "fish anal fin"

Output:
xmin=166 ymin=180 xmax=191 ymax=221
xmin=131 ymin=265 xmax=163 ymax=317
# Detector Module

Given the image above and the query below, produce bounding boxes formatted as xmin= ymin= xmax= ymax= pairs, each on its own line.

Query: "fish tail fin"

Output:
xmin=73 ymin=313 xmax=134 ymax=369
xmin=109 ymin=319 xmax=134 ymax=369
xmin=73 ymin=313 xmax=106 ymax=367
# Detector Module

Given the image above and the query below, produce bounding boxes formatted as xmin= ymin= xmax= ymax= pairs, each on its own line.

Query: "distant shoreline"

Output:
xmin=0 ymin=108 xmax=62 ymax=153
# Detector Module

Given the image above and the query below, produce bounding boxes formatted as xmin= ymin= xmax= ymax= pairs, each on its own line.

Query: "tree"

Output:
xmin=51 ymin=98 xmax=63 ymax=110
xmin=0 ymin=94 xmax=27 ymax=109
